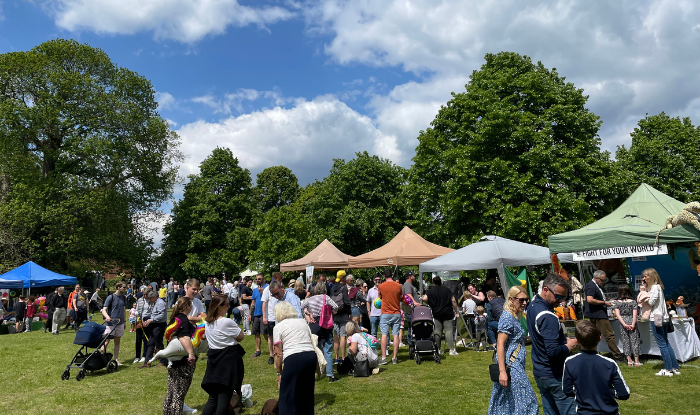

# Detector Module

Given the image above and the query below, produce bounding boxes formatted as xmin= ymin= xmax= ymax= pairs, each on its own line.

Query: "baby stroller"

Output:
xmin=408 ymin=305 xmax=441 ymax=365
xmin=61 ymin=321 xmax=118 ymax=381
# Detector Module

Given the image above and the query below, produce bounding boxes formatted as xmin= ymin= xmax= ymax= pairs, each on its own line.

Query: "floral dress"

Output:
xmin=488 ymin=312 xmax=538 ymax=415
xmin=614 ymin=300 xmax=641 ymax=357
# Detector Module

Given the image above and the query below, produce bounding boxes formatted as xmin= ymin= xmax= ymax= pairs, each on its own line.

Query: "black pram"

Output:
xmin=408 ymin=305 xmax=441 ymax=364
xmin=62 ymin=321 xmax=118 ymax=381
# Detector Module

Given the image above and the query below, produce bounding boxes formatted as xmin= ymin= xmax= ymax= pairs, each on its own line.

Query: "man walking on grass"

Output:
xmin=378 ymin=268 xmax=403 ymax=365
xmin=250 ymin=274 xmax=269 ymax=359
xmin=101 ymin=282 xmax=127 ymax=365
xmin=527 ymin=273 xmax=579 ymax=415
xmin=262 ymin=273 xmax=283 ymax=365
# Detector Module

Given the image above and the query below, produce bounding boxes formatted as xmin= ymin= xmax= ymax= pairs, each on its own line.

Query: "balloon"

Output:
xmin=402 ymin=294 xmax=414 ymax=307
xmin=38 ymin=297 xmax=45 ymax=306
xmin=374 ymin=298 xmax=382 ymax=308
xmin=38 ymin=313 xmax=48 ymax=319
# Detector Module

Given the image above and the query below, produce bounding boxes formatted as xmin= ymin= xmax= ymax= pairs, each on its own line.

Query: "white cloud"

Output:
xmin=192 ymin=88 xmax=292 ymax=114
xmin=176 ymin=95 xmax=398 ymax=184
xmin=155 ymin=91 xmax=177 ymax=110
xmin=47 ymin=0 xmax=295 ymax=42
xmin=308 ymin=0 xmax=700 ymax=153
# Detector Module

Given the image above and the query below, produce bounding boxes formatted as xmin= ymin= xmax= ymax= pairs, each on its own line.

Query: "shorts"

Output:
xmin=128 ymin=318 xmax=137 ymax=323
xmin=334 ymin=314 xmax=350 ymax=337
xmin=267 ymin=321 xmax=276 ymax=335
xmin=16 ymin=312 xmax=26 ymax=321
xmin=251 ymin=315 xmax=268 ymax=336
xmin=379 ymin=313 xmax=401 ymax=336
xmin=104 ymin=323 xmax=125 ymax=338
xmin=68 ymin=309 xmax=75 ymax=319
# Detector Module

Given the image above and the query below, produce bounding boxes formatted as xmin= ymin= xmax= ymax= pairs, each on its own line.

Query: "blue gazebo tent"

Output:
xmin=0 ymin=278 xmax=23 ymax=289
xmin=0 ymin=261 xmax=77 ymax=291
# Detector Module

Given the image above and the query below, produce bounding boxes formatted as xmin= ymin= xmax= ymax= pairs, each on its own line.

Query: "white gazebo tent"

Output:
xmin=419 ymin=235 xmax=575 ymax=292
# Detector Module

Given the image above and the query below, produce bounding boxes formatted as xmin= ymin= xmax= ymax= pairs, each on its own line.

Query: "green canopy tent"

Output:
xmin=548 ymin=183 xmax=700 ymax=254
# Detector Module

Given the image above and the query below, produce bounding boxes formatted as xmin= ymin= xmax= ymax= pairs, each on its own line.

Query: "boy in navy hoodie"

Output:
xmin=562 ymin=320 xmax=630 ymax=414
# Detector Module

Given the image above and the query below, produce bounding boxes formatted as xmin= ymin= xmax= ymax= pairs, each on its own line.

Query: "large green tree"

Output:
xmin=616 ymin=113 xmax=700 ymax=203
xmin=408 ymin=52 xmax=620 ymax=247
xmin=157 ymin=148 xmax=256 ymax=279
xmin=0 ymin=39 xmax=182 ymax=273
xmin=255 ymin=165 xmax=300 ymax=212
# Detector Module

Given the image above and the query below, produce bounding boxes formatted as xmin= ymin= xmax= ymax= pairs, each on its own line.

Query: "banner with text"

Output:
xmin=572 ymin=244 xmax=668 ymax=261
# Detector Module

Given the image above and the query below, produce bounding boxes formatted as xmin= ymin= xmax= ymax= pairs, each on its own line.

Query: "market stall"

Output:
xmin=0 ymin=261 xmax=77 ymax=293
xmin=597 ymin=318 xmax=700 ymax=362
xmin=347 ymin=226 xmax=453 ymax=269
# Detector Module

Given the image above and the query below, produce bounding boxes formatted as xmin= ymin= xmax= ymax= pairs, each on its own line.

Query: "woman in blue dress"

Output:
xmin=488 ymin=286 xmax=538 ymax=415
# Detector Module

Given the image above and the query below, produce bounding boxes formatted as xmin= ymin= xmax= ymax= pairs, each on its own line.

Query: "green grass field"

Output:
xmin=1 ymin=315 xmax=698 ymax=415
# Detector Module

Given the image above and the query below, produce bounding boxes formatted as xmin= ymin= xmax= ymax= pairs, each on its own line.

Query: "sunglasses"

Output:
xmin=515 ymin=297 xmax=529 ymax=304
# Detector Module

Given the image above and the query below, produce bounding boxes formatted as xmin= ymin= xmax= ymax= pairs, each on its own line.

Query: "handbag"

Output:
xmin=307 ymin=326 xmax=327 ymax=377
xmin=319 ymin=295 xmax=334 ymax=329
xmin=354 ymin=358 xmax=370 ymax=377
xmin=666 ymin=320 xmax=675 ymax=333
xmin=488 ymin=343 xmax=521 ymax=384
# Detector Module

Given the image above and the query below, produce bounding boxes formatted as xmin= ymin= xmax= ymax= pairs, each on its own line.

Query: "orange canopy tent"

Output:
xmin=347 ymin=226 xmax=454 ymax=269
xmin=280 ymin=239 xmax=353 ymax=271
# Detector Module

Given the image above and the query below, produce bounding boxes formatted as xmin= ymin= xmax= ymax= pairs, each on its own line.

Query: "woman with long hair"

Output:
xmin=162 ymin=297 xmax=197 ymax=415
xmin=613 ymin=285 xmax=641 ymax=366
xmin=488 ymin=286 xmax=538 ymax=415
xmin=201 ymin=293 xmax=245 ymax=415
xmin=643 ymin=268 xmax=680 ymax=376
xmin=274 ymin=301 xmax=318 ymax=415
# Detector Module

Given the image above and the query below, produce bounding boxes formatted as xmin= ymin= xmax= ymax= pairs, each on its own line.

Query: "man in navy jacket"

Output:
xmin=527 ymin=273 xmax=578 ymax=415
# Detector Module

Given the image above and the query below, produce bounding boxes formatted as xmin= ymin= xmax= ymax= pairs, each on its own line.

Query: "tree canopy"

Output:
xmin=255 ymin=165 xmax=300 ymax=212
xmin=0 ymin=39 xmax=182 ymax=275
xmin=616 ymin=113 xmax=700 ymax=203
xmin=408 ymin=52 xmax=620 ymax=247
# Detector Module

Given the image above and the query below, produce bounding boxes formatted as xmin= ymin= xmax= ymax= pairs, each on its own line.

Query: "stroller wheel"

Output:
xmin=107 ymin=361 xmax=118 ymax=373
xmin=76 ymin=370 xmax=86 ymax=381
xmin=434 ymin=351 xmax=441 ymax=364
xmin=415 ymin=353 xmax=421 ymax=365
xmin=61 ymin=370 xmax=70 ymax=381
xmin=408 ymin=345 xmax=414 ymax=359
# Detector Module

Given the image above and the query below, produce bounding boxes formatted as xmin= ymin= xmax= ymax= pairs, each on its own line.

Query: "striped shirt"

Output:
xmin=301 ymin=294 xmax=339 ymax=318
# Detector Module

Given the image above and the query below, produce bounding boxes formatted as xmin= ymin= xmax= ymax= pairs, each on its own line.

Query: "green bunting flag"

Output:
xmin=504 ymin=267 xmax=534 ymax=299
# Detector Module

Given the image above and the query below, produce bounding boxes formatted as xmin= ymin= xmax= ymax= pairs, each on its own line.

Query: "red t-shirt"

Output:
xmin=378 ymin=280 xmax=402 ymax=315
xmin=68 ymin=291 xmax=75 ymax=309
xmin=26 ymin=302 xmax=36 ymax=318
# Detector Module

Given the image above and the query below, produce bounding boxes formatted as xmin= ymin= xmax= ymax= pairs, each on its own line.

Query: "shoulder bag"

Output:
xmin=354 ymin=358 xmax=370 ymax=377
xmin=319 ymin=295 xmax=334 ymax=329
xmin=488 ymin=343 xmax=521 ymax=384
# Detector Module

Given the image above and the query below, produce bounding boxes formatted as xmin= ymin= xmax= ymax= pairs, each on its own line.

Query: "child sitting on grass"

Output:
xmin=474 ymin=306 xmax=488 ymax=351
xmin=562 ymin=320 xmax=630 ymax=414
xmin=128 ymin=302 xmax=138 ymax=333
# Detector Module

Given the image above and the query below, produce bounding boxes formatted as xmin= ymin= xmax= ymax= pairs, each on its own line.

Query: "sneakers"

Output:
xmin=672 ymin=369 xmax=681 ymax=375
xmin=379 ymin=358 xmax=388 ymax=365
xmin=182 ymin=403 xmax=198 ymax=414
xmin=268 ymin=356 xmax=274 ymax=365
xmin=115 ymin=360 xmax=123 ymax=366
xmin=138 ymin=364 xmax=150 ymax=369
xmin=133 ymin=358 xmax=140 ymax=364
xmin=391 ymin=358 xmax=398 ymax=365
xmin=371 ymin=367 xmax=380 ymax=375
xmin=138 ymin=357 xmax=145 ymax=363
xmin=130 ymin=329 xmax=134 ymax=333
xmin=655 ymin=369 xmax=673 ymax=377
xmin=244 ymin=330 xmax=251 ymax=335
xmin=438 ymin=349 xmax=444 ymax=355
xmin=487 ymin=346 xmax=495 ymax=352
xmin=449 ymin=350 xmax=459 ymax=356
xmin=251 ymin=351 xmax=261 ymax=358
xmin=466 ymin=342 xmax=475 ymax=348
xmin=328 ymin=376 xmax=340 ymax=383
xmin=399 ymin=342 xmax=406 ymax=347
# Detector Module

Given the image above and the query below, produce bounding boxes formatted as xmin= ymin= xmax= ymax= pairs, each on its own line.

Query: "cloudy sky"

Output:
xmin=3 ymin=0 xmax=700 ymax=241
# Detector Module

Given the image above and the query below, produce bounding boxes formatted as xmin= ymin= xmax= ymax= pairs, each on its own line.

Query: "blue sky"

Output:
xmin=3 ymin=0 xmax=700 ymax=242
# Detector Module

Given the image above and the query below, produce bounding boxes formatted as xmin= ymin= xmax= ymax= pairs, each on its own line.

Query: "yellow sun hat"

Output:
xmin=336 ymin=270 xmax=346 ymax=282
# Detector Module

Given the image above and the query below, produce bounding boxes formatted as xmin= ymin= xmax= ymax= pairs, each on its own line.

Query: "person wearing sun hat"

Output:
xmin=331 ymin=270 xmax=351 ymax=364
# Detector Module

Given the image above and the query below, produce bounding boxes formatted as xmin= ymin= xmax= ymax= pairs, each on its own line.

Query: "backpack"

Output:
xmin=331 ymin=285 xmax=345 ymax=306
xmin=361 ymin=333 xmax=379 ymax=350
xmin=228 ymin=288 xmax=239 ymax=307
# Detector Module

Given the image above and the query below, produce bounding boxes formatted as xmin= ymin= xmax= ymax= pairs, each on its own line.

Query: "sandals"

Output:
xmin=627 ymin=362 xmax=634 ymax=367
xmin=634 ymin=362 xmax=643 ymax=367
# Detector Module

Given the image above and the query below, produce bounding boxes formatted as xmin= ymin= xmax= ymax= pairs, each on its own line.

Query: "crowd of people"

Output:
xmin=0 ymin=264 xmax=688 ymax=415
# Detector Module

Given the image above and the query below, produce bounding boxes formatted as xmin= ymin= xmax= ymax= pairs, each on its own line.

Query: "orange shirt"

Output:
xmin=67 ymin=291 xmax=75 ymax=310
xmin=554 ymin=306 xmax=577 ymax=321
xmin=378 ymin=280 xmax=402 ymax=314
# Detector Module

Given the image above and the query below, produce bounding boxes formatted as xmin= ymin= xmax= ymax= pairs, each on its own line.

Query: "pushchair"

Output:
xmin=61 ymin=321 xmax=118 ymax=381
xmin=408 ymin=305 xmax=441 ymax=364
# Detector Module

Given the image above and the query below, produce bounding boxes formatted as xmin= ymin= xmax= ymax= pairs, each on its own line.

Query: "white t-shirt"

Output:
xmin=261 ymin=286 xmax=278 ymax=322
xmin=273 ymin=318 xmax=315 ymax=360
xmin=189 ymin=298 xmax=205 ymax=318
xmin=204 ymin=317 xmax=241 ymax=350
xmin=351 ymin=333 xmax=378 ymax=361
xmin=462 ymin=299 xmax=476 ymax=315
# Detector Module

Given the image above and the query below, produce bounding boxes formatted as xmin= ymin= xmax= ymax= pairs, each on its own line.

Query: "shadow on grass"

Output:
xmin=315 ymin=392 xmax=336 ymax=411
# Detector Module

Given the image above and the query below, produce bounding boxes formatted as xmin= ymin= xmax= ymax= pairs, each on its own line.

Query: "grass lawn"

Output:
xmin=1 ymin=314 xmax=699 ymax=415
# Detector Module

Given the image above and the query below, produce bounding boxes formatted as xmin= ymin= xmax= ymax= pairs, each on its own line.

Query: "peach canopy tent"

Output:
xmin=280 ymin=239 xmax=353 ymax=271
xmin=347 ymin=226 xmax=454 ymax=269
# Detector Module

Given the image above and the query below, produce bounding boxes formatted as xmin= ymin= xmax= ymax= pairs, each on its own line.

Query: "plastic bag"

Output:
xmin=241 ymin=384 xmax=253 ymax=407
